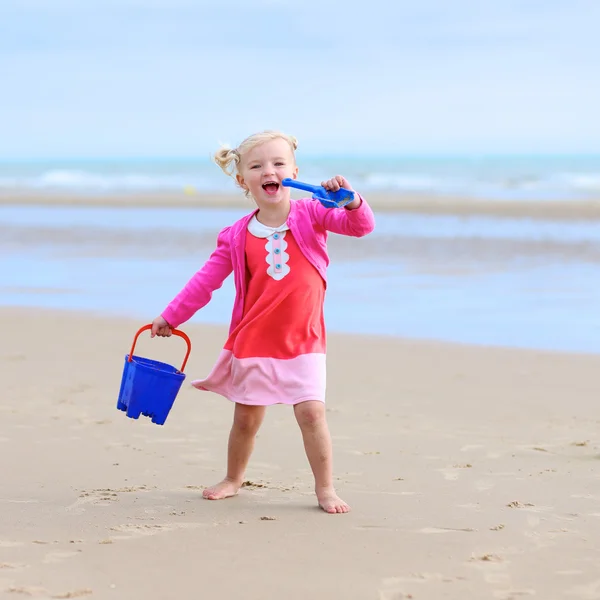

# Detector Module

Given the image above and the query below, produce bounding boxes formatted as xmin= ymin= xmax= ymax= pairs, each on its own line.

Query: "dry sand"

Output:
xmin=1 ymin=307 xmax=599 ymax=599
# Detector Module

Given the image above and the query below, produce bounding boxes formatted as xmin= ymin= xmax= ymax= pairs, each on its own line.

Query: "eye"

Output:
xmin=250 ymin=164 xmax=260 ymax=169
xmin=275 ymin=162 xmax=285 ymax=166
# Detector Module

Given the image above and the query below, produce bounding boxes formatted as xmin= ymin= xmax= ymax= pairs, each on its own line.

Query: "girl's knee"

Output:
xmin=233 ymin=404 xmax=265 ymax=433
xmin=295 ymin=401 xmax=326 ymax=429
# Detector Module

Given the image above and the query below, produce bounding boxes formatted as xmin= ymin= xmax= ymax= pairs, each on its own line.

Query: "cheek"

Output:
xmin=241 ymin=172 xmax=255 ymax=185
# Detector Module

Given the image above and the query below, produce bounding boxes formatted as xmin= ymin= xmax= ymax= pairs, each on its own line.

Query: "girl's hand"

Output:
xmin=151 ymin=315 xmax=173 ymax=338
xmin=321 ymin=175 xmax=361 ymax=209
xmin=321 ymin=175 xmax=354 ymax=193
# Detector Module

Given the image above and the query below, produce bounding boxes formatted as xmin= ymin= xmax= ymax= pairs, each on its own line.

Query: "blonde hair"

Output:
xmin=214 ymin=130 xmax=298 ymax=196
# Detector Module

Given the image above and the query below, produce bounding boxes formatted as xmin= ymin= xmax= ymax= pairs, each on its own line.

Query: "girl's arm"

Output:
xmin=161 ymin=227 xmax=234 ymax=328
xmin=309 ymin=193 xmax=375 ymax=237
xmin=309 ymin=175 xmax=375 ymax=237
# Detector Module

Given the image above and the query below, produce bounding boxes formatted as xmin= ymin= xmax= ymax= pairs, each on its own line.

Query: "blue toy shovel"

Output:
xmin=116 ymin=324 xmax=192 ymax=425
xmin=281 ymin=178 xmax=355 ymax=208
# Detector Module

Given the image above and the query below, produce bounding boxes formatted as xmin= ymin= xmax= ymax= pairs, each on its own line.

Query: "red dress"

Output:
xmin=192 ymin=217 xmax=327 ymax=405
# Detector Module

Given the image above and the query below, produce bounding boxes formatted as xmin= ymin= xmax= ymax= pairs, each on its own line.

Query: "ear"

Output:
xmin=291 ymin=165 xmax=299 ymax=180
xmin=236 ymin=173 xmax=248 ymax=190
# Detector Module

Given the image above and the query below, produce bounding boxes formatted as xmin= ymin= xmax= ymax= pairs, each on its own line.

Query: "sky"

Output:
xmin=0 ymin=0 xmax=598 ymax=158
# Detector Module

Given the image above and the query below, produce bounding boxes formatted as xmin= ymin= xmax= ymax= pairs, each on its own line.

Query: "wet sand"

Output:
xmin=2 ymin=190 xmax=600 ymax=221
xmin=1 ymin=308 xmax=599 ymax=599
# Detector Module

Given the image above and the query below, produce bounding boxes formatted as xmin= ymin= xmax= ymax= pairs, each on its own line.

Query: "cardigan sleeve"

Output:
xmin=308 ymin=194 xmax=375 ymax=237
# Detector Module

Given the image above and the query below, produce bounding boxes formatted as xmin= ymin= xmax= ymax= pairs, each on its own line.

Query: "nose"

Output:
xmin=262 ymin=163 xmax=276 ymax=177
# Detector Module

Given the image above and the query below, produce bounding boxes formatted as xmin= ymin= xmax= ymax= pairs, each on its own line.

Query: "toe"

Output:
xmin=203 ymin=487 xmax=218 ymax=500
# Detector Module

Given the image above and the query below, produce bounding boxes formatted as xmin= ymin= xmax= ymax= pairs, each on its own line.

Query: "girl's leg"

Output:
xmin=203 ymin=403 xmax=266 ymax=500
xmin=293 ymin=400 xmax=350 ymax=514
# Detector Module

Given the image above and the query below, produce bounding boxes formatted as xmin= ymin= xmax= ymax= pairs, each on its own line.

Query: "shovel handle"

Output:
xmin=128 ymin=324 xmax=192 ymax=373
xmin=281 ymin=178 xmax=323 ymax=194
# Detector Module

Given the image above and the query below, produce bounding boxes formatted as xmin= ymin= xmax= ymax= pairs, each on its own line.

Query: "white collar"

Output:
xmin=247 ymin=214 xmax=289 ymax=238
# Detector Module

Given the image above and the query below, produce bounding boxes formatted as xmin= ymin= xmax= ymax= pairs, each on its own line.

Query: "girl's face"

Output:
xmin=236 ymin=138 xmax=298 ymax=208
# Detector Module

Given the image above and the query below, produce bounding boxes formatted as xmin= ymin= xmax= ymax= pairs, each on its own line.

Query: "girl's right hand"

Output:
xmin=151 ymin=316 xmax=173 ymax=338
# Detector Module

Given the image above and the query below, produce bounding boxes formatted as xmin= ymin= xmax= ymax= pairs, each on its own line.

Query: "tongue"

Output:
xmin=264 ymin=183 xmax=278 ymax=195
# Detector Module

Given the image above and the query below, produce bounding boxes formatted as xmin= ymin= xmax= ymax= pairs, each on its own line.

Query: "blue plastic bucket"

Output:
xmin=116 ymin=324 xmax=192 ymax=425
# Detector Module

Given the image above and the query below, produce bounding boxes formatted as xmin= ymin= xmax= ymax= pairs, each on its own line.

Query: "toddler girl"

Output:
xmin=151 ymin=130 xmax=375 ymax=513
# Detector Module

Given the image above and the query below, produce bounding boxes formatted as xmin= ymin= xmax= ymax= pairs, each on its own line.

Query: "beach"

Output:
xmin=1 ymin=189 xmax=600 ymax=599
xmin=1 ymin=308 xmax=599 ymax=599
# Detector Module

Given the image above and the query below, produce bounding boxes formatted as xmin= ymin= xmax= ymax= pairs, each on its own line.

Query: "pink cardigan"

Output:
xmin=162 ymin=196 xmax=376 ymax=333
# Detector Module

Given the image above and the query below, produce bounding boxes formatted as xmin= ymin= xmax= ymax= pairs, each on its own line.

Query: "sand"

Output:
xmin=1 ymin=307 xmax=599 ymax=599
xmin=3 ymin=190 xmax=600 ymax=221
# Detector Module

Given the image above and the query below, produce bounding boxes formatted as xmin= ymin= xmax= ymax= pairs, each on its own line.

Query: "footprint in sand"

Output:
xmin=108 ymin=524 xmax=171 ymax=539
xmin=66 ymin=493 xmax=114 ymax=513
xmin=107 ymin=522 xmax=205 ymax=541
xmin=67 ymin=486 xmax=152 ymax=513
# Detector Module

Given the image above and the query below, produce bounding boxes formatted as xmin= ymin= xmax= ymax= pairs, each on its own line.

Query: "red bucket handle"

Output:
xmin=127 ymin=324 xmax=192 ymax=373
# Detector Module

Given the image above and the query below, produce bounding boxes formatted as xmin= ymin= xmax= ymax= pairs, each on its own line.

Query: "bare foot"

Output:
xmin=202 ymin=478 xmax=241 ymax=500
xmin=317 ymin=488 xmax=350 ymax=514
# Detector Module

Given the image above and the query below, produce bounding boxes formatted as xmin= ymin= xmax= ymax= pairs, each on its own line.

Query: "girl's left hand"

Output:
xmin=321 ymin=175 xmax=354 ymax=192
xmin=321 ymin=175 xmax=361 ymax=209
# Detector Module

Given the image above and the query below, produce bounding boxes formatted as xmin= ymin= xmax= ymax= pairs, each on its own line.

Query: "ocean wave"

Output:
xmin=9 ymin=169 xmax=212 ymax=192
xmin=0 ymin=168 xmax=228 ymax=194
xmin=561 ymin=173 xmax=600 ymax=192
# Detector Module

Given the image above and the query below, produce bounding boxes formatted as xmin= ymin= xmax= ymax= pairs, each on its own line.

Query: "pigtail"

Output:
xmin=213 ymin=145 xmax=240 ymax=177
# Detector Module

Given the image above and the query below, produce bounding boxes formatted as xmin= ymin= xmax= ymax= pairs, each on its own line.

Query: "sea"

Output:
xmin=1 ymin=155 xmax=600 ymax=354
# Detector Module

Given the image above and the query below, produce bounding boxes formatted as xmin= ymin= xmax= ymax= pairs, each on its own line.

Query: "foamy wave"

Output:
xmin=563 ymin=174 xmax=600 ymax=192
xmin=33 ymin=169 xmax=196 ymax=191
xmin=362 ymin=173 xmax=444 ymax=192
xmin=0 ymin=168 xmax=225 ymax=193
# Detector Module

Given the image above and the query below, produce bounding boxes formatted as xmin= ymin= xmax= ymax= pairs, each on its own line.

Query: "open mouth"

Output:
xmin=262 ymin=182 xmax=280 ymax=195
